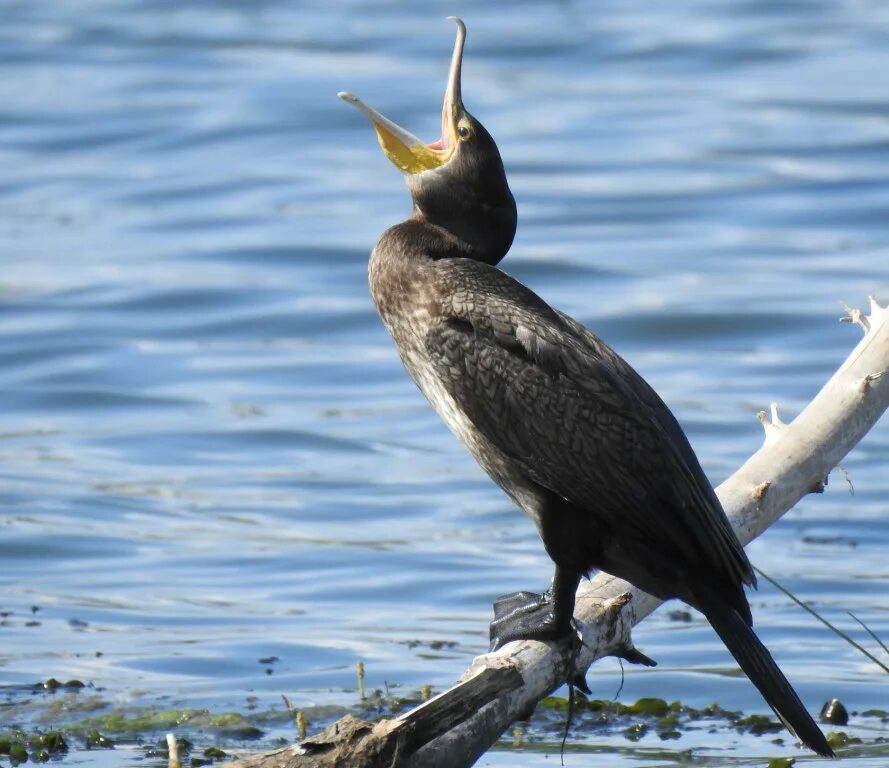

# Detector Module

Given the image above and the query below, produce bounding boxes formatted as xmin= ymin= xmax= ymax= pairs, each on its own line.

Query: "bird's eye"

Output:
xmin=457 ymin=120 xmax=472 ymax=140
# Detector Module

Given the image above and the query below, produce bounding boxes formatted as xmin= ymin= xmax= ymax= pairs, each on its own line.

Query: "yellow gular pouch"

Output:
xmin=373 ymin=123 xmax=449 ymax=174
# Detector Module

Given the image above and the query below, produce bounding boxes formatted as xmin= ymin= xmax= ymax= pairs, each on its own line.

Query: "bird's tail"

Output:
xmin=704 ymin=603 xmax=834 ymax=757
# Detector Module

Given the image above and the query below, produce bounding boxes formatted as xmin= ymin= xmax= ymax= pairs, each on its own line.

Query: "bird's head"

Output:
xmin=339 ymin=18 xmax=516 ymax=265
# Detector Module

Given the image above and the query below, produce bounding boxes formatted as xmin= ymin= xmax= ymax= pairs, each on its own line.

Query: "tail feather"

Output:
xmin=705 ymin=604 xmax=834 ymax=757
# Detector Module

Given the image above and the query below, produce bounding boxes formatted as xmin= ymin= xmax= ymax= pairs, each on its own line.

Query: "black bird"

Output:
xmin=339 ymin=19 xmax=832 ymax=757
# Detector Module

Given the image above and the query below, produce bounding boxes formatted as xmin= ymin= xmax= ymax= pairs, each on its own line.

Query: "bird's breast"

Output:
xmin=367 ymin=246 xmax=542 ymax=522
xmin=370 ymin=280 xmax=494 ymax=472
xmin=389 ymin=314 xmax=483 ymax=458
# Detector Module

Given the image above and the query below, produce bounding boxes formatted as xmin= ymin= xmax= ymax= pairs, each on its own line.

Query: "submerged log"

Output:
xmin=225 ymin=297 xmax=889 ymax=768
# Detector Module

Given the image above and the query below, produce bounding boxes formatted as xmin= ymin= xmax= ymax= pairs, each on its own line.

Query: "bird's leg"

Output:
xmin=489 ymin=566 xmax=582 ymax=651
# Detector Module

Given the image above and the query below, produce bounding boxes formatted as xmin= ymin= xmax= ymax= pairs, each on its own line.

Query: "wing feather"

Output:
xmin=427 ymin=258 xmax=753 ymax=589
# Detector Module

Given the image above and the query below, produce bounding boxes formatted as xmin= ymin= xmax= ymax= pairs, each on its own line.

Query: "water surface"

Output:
xmin=1 ymin=1 xmax=888 ymax=765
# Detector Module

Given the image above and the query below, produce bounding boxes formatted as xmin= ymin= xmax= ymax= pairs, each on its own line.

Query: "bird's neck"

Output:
xmin=379 ymin=218 xmax=473 ymax=261
xmin=411 ymin=211 xmax=514 ymax=267
xmin=368 ymin=219 xmax=466 ymax=323
xmin=368 ymin=197 xmax=515 ymax=321
xmin=406 ymin=173 xmax=517 ymax=266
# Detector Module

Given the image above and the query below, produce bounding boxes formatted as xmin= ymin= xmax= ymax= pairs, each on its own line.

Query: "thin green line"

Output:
xmin=754 ymin=566 xmax=889 ymax=675
xmin=849 ymin=611 xmax=889 ymax=658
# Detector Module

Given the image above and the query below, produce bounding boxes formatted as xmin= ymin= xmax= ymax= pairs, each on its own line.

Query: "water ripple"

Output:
xmin=1 ymin=1 xmax=887 ymax=762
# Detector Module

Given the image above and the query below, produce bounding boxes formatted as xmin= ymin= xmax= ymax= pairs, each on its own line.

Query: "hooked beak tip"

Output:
xmin=444 ymin=16 xmax=466 ymax=111
xmin=446 ymin=16 xmax=466 ymax=35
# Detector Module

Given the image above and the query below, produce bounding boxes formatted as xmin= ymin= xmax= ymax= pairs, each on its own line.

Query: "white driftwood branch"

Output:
xmin=227 ymin=298 xmax=889 ymax=768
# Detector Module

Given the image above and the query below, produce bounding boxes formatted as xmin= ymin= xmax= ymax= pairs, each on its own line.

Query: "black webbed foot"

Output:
xmin=492 ymin=590 xmax=544 ymax=622
xmin=490 ymin=568 xmax=583 ymax=651
xmin=489 ymin=589 xmax=572 ymax=651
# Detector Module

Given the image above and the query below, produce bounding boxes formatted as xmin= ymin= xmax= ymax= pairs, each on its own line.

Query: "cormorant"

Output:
xmin=339 ymin=19 xmax=832 ymax=757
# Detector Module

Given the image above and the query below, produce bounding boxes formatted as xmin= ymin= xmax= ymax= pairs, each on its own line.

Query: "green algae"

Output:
xmin=36 ymin=679 xmax=84 ymax=693
xmin=0 ymin=731 xmax=67 ymax=765
xmin=84 ymin=732 xmax=113 ymax=749
xmin=2 ymin=674 xmax=886 ymax=766
xmin=532 ymin=695 xmax=795 ymax=744
xmin=538 ymin=696 xmax=568 ymax=711
xmin=66 ymin=710 xmax=262 ymax=739
xmin=539 ymin=695 xmax=672 ymax=718
xmin=625 ymin=697 xmax=670 ymax=717
xmin=736 ymin=714 xmax=784 ymax=735
xmin=36 ymin=693 xmax=107 ymax=722
xmin=826 ymin=731 xmax=863 ymax=749
xmin=27 ymin=734 xmax=66 ymax=755
xmin=7 ymin=742 xmax=29 ymax=764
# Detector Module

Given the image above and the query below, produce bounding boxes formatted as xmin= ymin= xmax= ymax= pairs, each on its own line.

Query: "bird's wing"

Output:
xmin=426 ymin=258 xmax=753 ymax=589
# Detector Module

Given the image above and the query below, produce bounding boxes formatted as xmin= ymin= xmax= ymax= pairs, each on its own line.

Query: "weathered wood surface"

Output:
xmin=224 ymin=298 xmax=889 ymax=768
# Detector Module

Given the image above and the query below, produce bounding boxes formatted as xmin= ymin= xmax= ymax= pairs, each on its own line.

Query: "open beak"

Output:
xmin=338 ymin=17 xmax=466 ymax=174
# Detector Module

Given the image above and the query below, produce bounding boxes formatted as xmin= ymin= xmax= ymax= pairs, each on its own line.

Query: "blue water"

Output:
xmin=1 ymin=1 xmax=888 ymax=765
